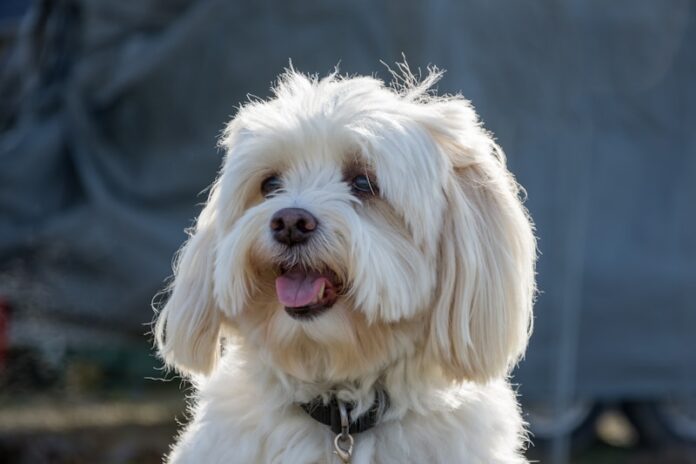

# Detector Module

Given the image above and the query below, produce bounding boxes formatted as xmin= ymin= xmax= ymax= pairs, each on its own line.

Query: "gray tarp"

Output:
xmin=1 ymin=0 xmax=694 ymax=399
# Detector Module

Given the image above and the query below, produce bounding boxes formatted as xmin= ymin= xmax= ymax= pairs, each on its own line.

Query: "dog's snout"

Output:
xmin=270 ymin=208 xmax=318 ymax=246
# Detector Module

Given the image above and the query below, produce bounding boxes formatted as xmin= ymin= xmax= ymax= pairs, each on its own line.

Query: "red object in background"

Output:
xmin=0 ymin=298 xmax=9 ymax=371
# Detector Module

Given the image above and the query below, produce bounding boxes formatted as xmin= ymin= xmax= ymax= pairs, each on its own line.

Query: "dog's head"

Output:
xmin=154 ymin=67 xmax=536 ymax=384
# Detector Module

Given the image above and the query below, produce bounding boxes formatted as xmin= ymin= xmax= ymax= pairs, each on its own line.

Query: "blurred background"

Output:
xmin=1 ymin=1 xmax=695 ymax=463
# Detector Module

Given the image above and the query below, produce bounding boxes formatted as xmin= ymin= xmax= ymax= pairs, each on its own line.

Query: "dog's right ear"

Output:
xmin=154 ymin=189 xmax=222 ymax=376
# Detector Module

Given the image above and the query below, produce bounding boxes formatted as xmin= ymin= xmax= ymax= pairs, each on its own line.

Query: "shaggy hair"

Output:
xmin=154 ymin=64 xmax=536 ymax=463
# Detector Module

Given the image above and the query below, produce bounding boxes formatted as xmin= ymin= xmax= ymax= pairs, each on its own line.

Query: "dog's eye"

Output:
xmin=261 ymin=175 xmax=282 ymax=197
xmin=351 ymin=174 xmax=378 ymax=195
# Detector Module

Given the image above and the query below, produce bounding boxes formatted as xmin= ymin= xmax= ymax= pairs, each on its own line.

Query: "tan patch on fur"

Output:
xmin=237 ymin=289 xmax=425 ymax=382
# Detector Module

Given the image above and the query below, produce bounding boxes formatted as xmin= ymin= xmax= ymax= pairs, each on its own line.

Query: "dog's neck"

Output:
xmin=239 ymin=344 xmax=451 ymax=420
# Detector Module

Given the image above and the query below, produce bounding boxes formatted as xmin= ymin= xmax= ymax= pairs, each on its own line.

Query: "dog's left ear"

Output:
xmin=424 ymin=99 xmax=536 ymax=383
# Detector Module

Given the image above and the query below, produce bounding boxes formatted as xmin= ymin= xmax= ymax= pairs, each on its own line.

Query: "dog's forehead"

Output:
xmin=235 ymin=110 xmax=433 ymax=176
xmin=231 ymin=79 xmax=420 ymax=167
xmin=231 ymin=120 xmax=365 ymax=176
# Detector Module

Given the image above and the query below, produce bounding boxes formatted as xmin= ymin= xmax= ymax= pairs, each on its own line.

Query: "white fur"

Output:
xmin=154 ymin=64 xmax=536 ymax=463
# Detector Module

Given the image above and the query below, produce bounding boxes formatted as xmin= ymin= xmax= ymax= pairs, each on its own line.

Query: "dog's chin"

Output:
xmin=283 ymin=303 xmax=332 ymax=321
xmin=265 ymin=307 xmax=394 ymax=382
xmin=238 ymin=296 xmax=399 ymax=382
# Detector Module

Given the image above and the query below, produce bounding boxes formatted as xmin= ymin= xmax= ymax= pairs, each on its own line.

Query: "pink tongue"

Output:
xmin=275 ymin=271 xmax=329 ymax=308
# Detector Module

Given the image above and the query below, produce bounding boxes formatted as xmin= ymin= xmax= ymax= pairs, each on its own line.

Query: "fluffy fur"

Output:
xmin=154 ymin=64 xmax=537 ymax=463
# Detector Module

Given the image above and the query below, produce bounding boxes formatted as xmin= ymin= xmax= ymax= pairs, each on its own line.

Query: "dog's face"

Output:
xmin=155 ymin=69 xmax=536 ymax=384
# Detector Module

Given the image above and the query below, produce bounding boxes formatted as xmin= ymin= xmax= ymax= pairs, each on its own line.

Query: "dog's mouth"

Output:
xmin=275 ymin=266 xmax=340 ymax=320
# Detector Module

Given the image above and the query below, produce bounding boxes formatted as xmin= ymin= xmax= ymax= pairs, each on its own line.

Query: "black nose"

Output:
xmin=270 ymin=208 xmax=318 ymax=246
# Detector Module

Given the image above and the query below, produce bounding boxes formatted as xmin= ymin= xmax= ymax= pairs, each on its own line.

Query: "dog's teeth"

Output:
xmin=317 ymin=282 xmax=325 ymax=301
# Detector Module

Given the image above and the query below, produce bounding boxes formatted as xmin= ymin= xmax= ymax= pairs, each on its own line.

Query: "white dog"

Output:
xmin=154 ymin=65 xmax=536 ymax=463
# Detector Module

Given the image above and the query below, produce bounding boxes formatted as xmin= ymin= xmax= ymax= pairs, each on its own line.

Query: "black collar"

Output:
xmin=299 ymin=389 xmax=389 ymax=435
